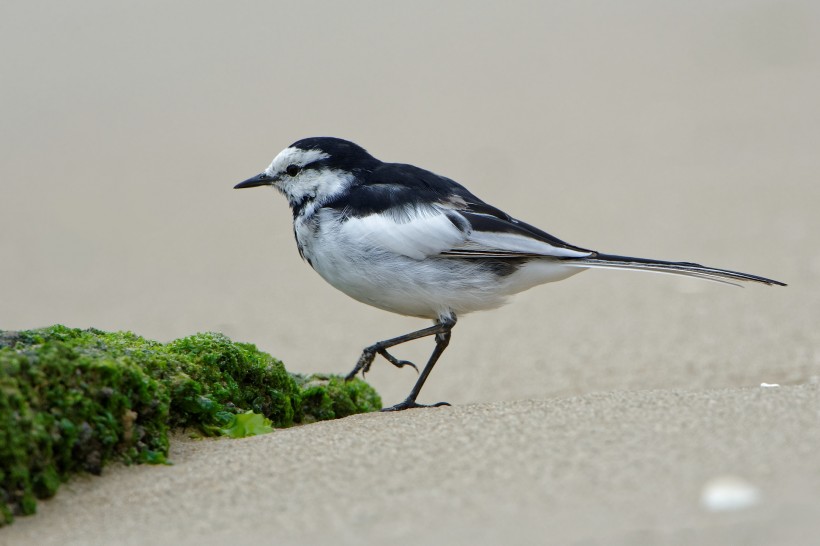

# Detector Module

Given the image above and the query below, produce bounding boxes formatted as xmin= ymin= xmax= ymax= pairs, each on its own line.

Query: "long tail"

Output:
xmin=560 ymin=252 xmax=786 ymax=287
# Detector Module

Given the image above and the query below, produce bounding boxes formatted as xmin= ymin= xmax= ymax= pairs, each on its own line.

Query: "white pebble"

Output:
xmin=700 ymin=476 xmax=761 ymax=512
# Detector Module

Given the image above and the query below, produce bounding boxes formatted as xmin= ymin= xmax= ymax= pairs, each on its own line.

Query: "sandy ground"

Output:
xmin=2 ymin=1 xmax=819 ymax=544
xmin=3 ymin=386 xmax=819 ymax=546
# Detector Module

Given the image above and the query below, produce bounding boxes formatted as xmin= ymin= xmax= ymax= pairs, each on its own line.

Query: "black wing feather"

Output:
xmin=324 ymin=162 xmax=478 ymax=216
xmin=325 ymin=162 xmax=592 ymax=255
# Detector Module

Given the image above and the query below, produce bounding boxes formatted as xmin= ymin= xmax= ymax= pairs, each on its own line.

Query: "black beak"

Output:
xmin=234 ymin=172 xmax=276 ymax=189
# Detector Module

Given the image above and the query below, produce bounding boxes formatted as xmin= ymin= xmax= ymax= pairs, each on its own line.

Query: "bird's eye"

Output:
xmin=286 ymin=164 xmax=300 ymax=176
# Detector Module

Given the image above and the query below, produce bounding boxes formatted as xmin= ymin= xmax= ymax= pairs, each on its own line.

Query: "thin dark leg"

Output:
xmin=381 ymin=323 xmax=454 ymax=411
xmin=343 ymin=316 xmax=457 ymax=411
xmin=345 ymin=317 xmax=457 ymax=380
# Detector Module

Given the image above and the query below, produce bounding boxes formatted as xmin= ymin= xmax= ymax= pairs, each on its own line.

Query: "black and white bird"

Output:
xmin=235 ymin=137 xmax=785 ymax=411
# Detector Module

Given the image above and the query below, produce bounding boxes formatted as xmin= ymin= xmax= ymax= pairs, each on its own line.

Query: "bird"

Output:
xmin=234 ymin=137 xmax=785 ymax=411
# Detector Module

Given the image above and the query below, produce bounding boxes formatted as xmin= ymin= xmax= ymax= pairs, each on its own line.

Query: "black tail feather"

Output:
xmin=562 ymin=252 xmax=786 ymax=287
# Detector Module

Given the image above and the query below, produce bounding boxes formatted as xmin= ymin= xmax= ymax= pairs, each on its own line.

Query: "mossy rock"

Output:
xmin=0 ymin=325 xmax=381 ymax=526
xmin=296 ymin=374 xmax=383 ymax=423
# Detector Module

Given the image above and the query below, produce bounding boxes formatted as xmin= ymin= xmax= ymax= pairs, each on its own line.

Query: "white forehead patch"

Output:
xmin=266 ymin=147 xmax=330 ymax=176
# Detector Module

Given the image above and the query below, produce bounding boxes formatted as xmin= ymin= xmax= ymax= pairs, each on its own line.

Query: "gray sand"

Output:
xmin=4 ymin=387 xmax=819 ymax=545
xmin=2 ymin=1 xmax=819 ymax=544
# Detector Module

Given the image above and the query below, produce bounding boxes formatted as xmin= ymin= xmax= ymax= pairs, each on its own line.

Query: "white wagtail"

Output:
xmin=235 ymin=137 xmax=785 ymax=411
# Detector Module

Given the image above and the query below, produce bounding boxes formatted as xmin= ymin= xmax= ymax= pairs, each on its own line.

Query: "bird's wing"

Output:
xmin=326 ymin=162 xmax=594 ymax=260
xmin=336 ymin=204 xmax=467 ymax=260
xmin=442 ymin=207 xmax=593 ymax=258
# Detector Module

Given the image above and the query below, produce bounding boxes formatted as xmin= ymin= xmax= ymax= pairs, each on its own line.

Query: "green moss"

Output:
xmin=296 ymin=374 xmax=382 ymax=423
xmin=0 ymin=331 xmax=169 ymax=525
xmin=0 ymin=325 xmax=381 ymax=525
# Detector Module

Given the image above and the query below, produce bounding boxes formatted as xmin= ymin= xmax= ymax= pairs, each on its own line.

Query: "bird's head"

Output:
xmin=235 ymin=137 xmax=380 ymax=210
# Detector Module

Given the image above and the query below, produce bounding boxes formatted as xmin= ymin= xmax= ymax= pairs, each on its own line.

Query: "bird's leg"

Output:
xmin=345 ymin=318 xmax=456 ymax=380
xmin=382 ymin=316 xmax=457 ymax=412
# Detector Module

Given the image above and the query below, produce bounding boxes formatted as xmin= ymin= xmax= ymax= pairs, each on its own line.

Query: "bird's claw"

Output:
xmin=345 ymin=346 xmax=419 ymax=381
xmin=377 ymin=348 xmax=418 ymax=374
xmin=380 ymin=399 xmax=451 ymax=412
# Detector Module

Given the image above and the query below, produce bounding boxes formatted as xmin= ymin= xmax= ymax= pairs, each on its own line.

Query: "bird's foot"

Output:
xmin=345 ymin=348 xmax=376 ymax=381
xmin=345 ymin=346 xmax=418 ymax=381
xmin=380 ymin=399 xmax=451 ymax=412
xmin=377 ymin=348 xmax=418 ymax=374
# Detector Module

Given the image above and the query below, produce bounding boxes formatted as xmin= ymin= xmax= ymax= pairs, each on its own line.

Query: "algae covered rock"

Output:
xmin=0 ymin=332 xmax=168 ymax=523
xmin=296 ymin=373 xmax=383 ymax=423
xmin=0 ymin=325 xmax=381 ymax=525
xmin=158 ymin=332 xmax=302 ymax=433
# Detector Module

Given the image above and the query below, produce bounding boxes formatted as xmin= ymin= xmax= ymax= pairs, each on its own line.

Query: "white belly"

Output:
xmin=295 ymin=210 xmax=585 ymax=320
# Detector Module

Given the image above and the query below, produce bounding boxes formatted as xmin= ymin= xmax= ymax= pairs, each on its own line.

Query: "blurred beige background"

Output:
xmin=2 ymin=1 xmax=820 ymax=544
xmin=3 ymin=0 xmax=817 ymax=406
xmin=0 ymin=1 xmax=820 ymax=403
